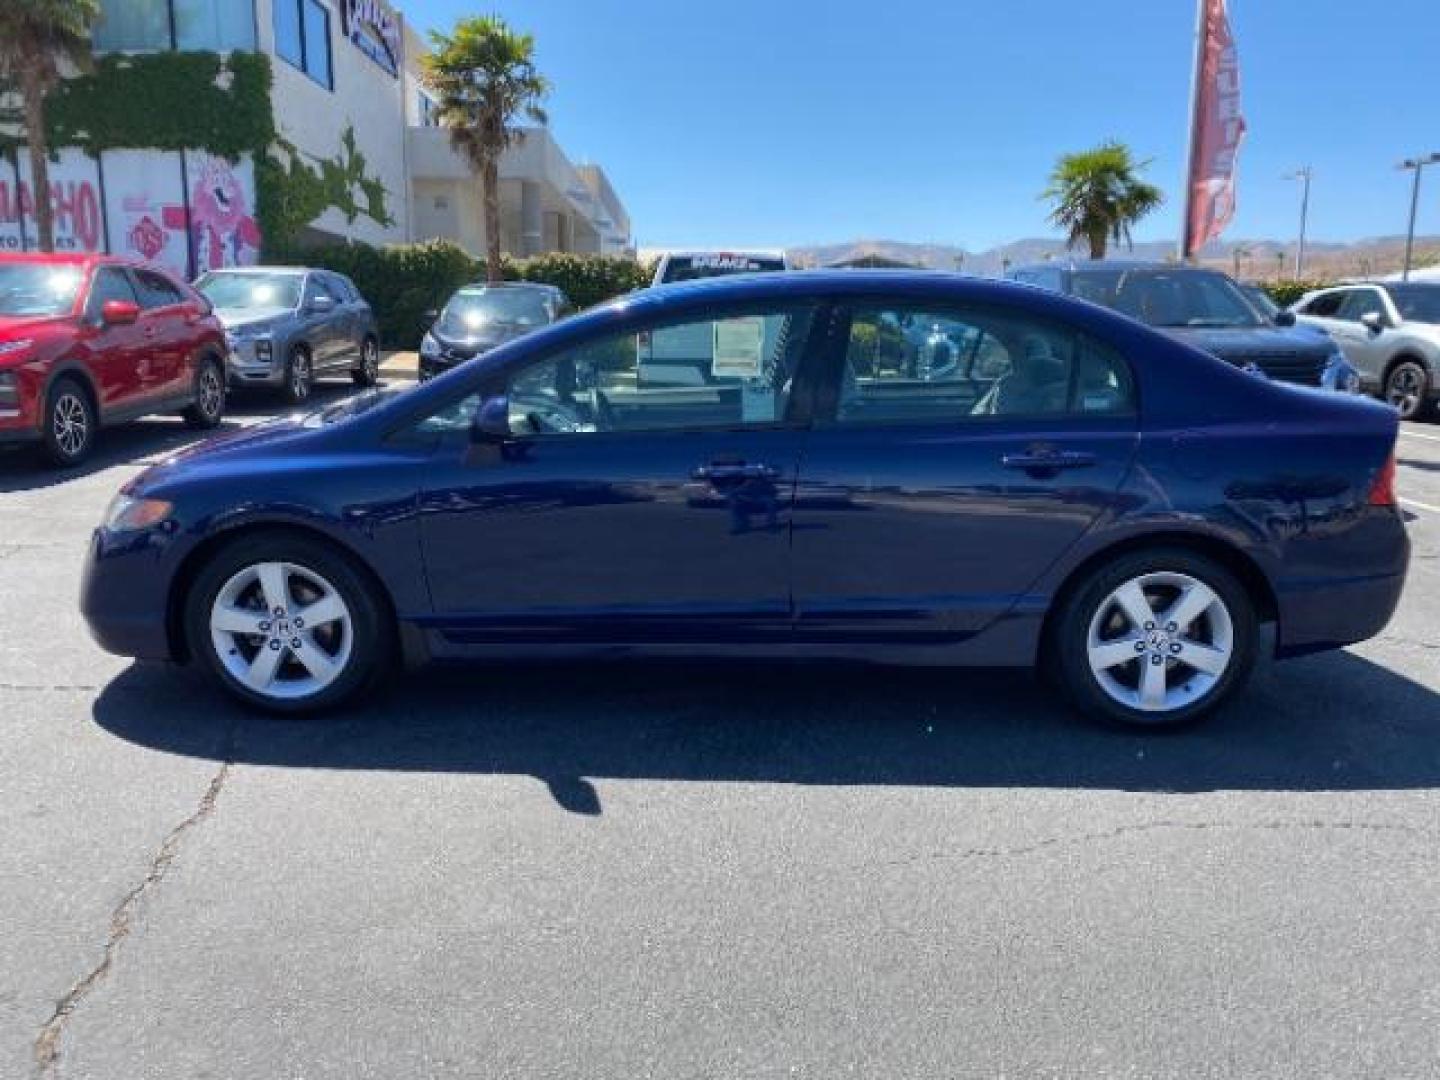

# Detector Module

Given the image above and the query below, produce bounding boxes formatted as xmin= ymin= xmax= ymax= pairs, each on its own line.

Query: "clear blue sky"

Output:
xmin=419 ymin=0 xmax=1440 ymax=252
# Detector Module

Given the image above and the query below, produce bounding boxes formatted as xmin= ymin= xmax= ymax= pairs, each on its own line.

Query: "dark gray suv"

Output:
xmin=1009 ymin=260 xmax=1361 ymax=394
xmin=197 ymin=267 xmax=381 ymax=403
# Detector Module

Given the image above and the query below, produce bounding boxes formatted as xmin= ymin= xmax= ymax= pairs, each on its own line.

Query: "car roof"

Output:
xmin=0 ymin=251 xmax=148 ymax=271
xmin=200 ymin=265 xmax=309 ymax=276
xmin=455 ymin=281 xmax=559 ymax=292
xmin=1010 ymin=258 xmax=1228 ymax=276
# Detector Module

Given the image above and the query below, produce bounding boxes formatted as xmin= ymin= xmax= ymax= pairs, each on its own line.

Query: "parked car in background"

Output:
xmin=1291 ymin=282 xmax=1440 ymax=420
xmin=1238 ymin=281 xmax=1282 ymax=320
xmin=650 ymin=250 xmax=789 ymax=287
xmin=419 ymin=282 xmax=568 ymax=381
xmin=1009 ymin=261 xmax=1361 ymax=394
xmin=196 ymin=267 xmax=380 ymax=404
xmin=0 ymin=253 xmax=227 ymax=467
xmin=82 ymin=272 xmax=1407 ymax=729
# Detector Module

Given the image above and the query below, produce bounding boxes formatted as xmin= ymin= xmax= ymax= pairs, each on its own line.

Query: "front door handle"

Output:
xmin=693 ymin=462 xmax=780 ymax=483
xmin=1002 ymin=449 xmax=1098 ymax=474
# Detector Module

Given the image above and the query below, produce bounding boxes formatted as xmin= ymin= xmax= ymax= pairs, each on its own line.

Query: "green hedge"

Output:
xmin=274 ymin=240 xmax=652 ymax=347
xmin=1258 ymin=280 xmax=1333 ymax=308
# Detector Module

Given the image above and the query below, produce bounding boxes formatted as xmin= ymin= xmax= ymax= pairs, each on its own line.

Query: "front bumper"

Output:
xmin=225 ymin=341 xmax=285 ymax=388
xmin=80 ymin=526 xmax=182 ymax=662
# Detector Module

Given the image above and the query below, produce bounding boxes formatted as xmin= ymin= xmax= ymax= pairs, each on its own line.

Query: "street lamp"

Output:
xmin=1399 ymin=153 xmax=1440 ymax=282
xmin=1284 ymin=167 xmax=1313 ymax=279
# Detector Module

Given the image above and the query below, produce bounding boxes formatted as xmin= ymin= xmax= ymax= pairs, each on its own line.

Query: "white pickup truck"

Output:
xmin=643 ymin=251 xmax=789 ymax=387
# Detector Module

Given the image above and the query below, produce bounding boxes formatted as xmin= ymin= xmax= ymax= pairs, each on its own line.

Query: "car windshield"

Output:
xmin=1071 ymin=269 xmax=1264 ymax=329
xmin=197 ymin=272 xmax=302 ymax=311
xmin=1388 ymin=285 xmax=1440 ymax=324
xmin=0 ymin=264 xmax=85 ymax=317
xmin=660 ymin=255 xmax=786 ymax=284
xmin=439 ymin=288 xmax=552 ymax=335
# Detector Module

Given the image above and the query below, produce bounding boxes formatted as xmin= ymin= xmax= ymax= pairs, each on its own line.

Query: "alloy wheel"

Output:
xmin=209 ymin=561 xmax=353 ymax=701
xmin=1086 ymin=571 xmax=1235 ymax=714
xmin=1386 ymin=364 xmax=1425 ymax=419
xmin=199 ymin=365 xmax=225 ymax=420
xmin=291 ymin=352 xmax=312 ymax=401
xmin=52 ymin=392 xmax=89 ymax=460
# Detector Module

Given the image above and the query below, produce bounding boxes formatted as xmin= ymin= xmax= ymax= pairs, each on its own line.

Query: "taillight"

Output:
xmin=1368 ymin=453 xmax=1397 ymax=507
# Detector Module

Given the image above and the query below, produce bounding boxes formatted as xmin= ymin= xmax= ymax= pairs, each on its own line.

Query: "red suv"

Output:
xmin=0 ymin=253 xmax=228 ymax=467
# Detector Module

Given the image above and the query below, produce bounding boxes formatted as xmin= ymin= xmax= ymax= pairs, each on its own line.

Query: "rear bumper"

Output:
xmin=1273 ymin=511 xmax=1411 ymax=657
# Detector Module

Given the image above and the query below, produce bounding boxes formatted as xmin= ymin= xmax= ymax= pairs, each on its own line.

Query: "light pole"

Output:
xmin=1399 ymin=153 xmax=1440 ymax=282
xmin=1284 ymin=167 xmax=1313 ymax=279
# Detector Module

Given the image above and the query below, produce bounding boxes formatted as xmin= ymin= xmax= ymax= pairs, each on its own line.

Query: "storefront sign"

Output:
xmin=343 ymin=0 xmax=402 ymax=77
xmin=0 ymin=150 xmax=104 ymax=254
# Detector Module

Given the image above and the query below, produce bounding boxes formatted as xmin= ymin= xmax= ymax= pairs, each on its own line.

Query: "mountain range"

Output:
xmin=791 ymin=236 xmax=1440 ymax=281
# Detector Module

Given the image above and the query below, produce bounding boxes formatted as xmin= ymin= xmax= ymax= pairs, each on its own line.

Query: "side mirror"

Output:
xmin=101 ymin=299 xmax=140 ymax=326
xmin=1361 ymin=311 xmax=1387 ymax=334
xmin=308 ymin=295 xmax=336 ymax=315
xmin=1273 ymin=309 xmax=1297 ymax=327
xmin=470 ymin=395 xmax=512 ymax=444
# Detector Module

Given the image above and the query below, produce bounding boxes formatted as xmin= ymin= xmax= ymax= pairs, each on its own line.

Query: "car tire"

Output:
xmin=182 ymin=355 xmax=227 ymax=430
xmin=351 ymin=337 xmax=380 ymax=387
xmin=184 ymin=531 xmax=394 ymax=715
xmin=1048 ymin=547 xmax=1258 ymax=730
xmin=282 ymin=345 xmax=313 ymax=405
xmin=41 ymin=376 xmax=97 ymax=468
xmin=1384 ymin=359 xmax=1433 ymax=421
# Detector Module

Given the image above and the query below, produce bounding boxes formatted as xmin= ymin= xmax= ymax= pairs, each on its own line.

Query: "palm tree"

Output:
xmin=0 ymin=0 xmax=100 ymax=252
xmin=1042 ymin=141 xmax=1163 ymax=260
xmin=423 ymin=16 xmax=549 ymax=282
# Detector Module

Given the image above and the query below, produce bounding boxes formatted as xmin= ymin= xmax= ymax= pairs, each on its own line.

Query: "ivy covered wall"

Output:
xmin=8 ymin=51 xmax=394 ymax=254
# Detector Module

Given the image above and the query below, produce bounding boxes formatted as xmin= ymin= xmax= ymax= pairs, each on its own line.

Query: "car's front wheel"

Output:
xmin=185 ymin=532 xmax=392 ymax=714
xmin=1050 ymin=548 xmax=1257 ymax=729
xmin=283 ymin=346 xmax=313 ymax=405
xmin=182 ymin=356 xmax=227 ymax=429
xmin=41 ymin=376 xmax=97 ymax=468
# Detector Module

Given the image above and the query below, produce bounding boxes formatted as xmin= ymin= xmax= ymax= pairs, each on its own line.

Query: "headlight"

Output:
xmin=255 ymin=340 xmax=273 ymax=363
xmin=102 ymin=494 xmax=173 ymax=533
xmin=0 ymin=338 xmax=34 ymax=358
xmin=420 ymin=332 xmax=441 ymax=359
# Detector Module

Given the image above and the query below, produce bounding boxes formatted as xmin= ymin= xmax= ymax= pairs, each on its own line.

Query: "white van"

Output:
xmin=644 ymin=251 xmax=790 ymax=385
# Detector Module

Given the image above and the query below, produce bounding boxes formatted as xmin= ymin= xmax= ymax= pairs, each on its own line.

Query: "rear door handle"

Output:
xmin=1002 ymin=450 xmax=1098 ymax=472
xmin=693 ymin=463 xmax=780 ymax=483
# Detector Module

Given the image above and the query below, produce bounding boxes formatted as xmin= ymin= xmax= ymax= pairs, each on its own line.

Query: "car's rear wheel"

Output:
xmin=182 ymin=356 xmax=227 ymax=429
xmin=351 ymin=337 xmax=380 ymax=387
xmin=283 ymin=346 xmax=313 ymax=405
xmin=184 ymin=532 xmax=392 ymax=714
xmin=1050 ymin=548 xmax=1257 ymax=729
xmin=1384 ymin=359 xmax=1432 ymax=421
xmin=41 ymin=376 xmax=96 ymax=468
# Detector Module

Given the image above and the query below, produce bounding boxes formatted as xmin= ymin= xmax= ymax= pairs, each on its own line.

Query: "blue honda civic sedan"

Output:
xmin=81 ymin=272 xmax=1409 ymax=727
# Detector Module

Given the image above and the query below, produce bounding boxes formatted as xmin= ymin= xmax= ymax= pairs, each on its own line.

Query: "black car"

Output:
xmin=1009 ymin=261 xmax=1361 ymax=393
xmin=419 ymin=282 xmax=569 ymax=380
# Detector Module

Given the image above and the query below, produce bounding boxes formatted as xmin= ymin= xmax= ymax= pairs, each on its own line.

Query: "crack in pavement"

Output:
xmin=32 ymin=755 xmax=233 ymax=1079
xmin=875 ymin=818 xmax=1438 ymax=871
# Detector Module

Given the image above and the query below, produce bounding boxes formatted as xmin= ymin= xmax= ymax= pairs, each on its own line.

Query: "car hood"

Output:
xmin=1157 ymin=325 xmax=1334 ymax=360
xmin=0 ymin=312 xmax=68 ymax=338
xmin=214 ymin=307 xmax=293 ymax=331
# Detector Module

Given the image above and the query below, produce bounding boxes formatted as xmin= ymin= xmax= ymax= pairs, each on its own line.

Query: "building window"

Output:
xmin=274 ymin=0 xmax=333 ymax=89
xmin=93 ymin=0 xmax=172 ymax=51
xmin=93 ymin=0 xmax=256 ymax=52
xmin=174 ymin=0 xmax=256 ymax=51
xmin=418 ymin=92 xmax=439 ymax=127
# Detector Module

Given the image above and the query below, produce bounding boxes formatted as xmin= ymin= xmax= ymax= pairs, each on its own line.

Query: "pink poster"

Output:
xmin=186 ymin=153 xmax=261 ymax=271
xmin=0 ymin=149 xmax=104 ymax=255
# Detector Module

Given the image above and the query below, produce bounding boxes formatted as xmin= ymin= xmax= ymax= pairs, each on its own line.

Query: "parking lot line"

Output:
xmin=1400 ymin=497 xmax=1439 ymax=514
xmin=1399 ymin=428 xmax=1440 ymax=444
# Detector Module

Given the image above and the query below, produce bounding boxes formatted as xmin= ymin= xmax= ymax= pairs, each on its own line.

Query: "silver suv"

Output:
xmin=1292 ymin=282 xmax=1440 ymax=420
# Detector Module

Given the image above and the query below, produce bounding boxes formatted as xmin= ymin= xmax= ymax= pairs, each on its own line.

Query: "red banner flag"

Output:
xmin=1183 ymin=0 xmax=1246 ymax=258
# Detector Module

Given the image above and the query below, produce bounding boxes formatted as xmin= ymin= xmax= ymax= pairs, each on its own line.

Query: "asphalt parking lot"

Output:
xmin=3 ymin=388 xmax=1439 ymax=1079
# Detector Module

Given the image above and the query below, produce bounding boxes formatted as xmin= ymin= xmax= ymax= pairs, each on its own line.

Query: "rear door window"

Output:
xmin=130 ymin=268 xmax=185 ymax=310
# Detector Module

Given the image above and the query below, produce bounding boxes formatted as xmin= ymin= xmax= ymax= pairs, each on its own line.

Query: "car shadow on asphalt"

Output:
xmin=0 ymin=383 xmax=365 ymax=494
xmin=91 ymin=648 xmax=1440 ymax=814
